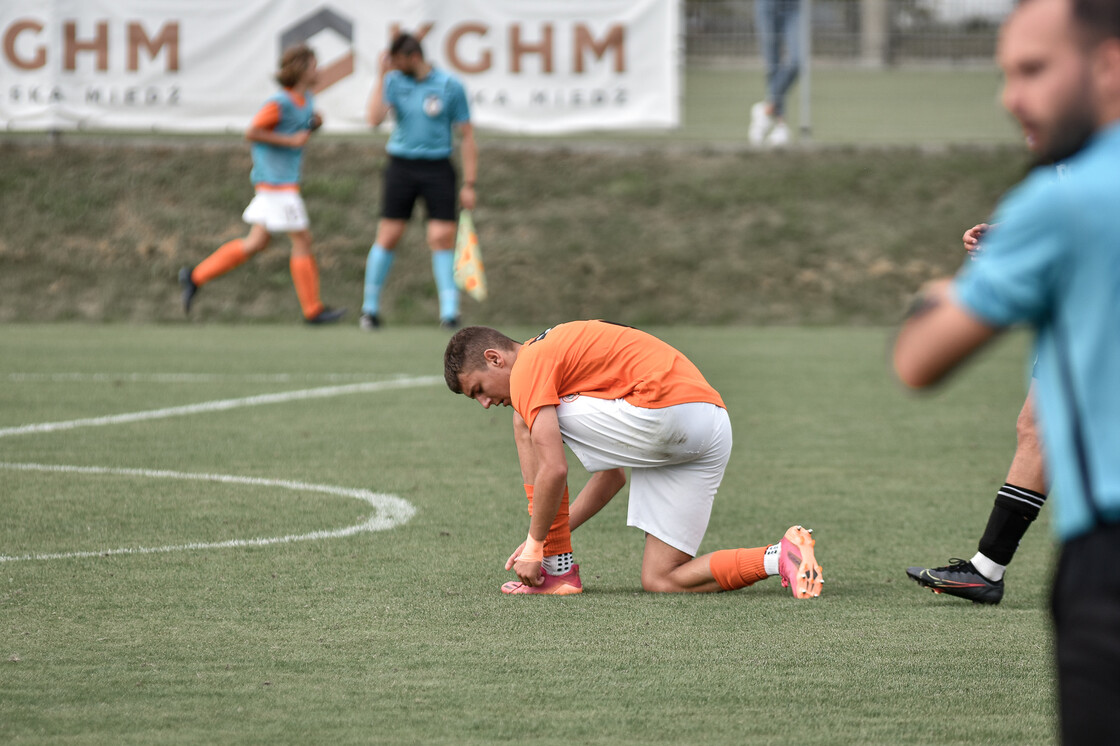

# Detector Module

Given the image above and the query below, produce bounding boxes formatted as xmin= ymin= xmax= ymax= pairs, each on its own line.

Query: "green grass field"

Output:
xmin=1 ymin=323 xmax=1055 ymax=745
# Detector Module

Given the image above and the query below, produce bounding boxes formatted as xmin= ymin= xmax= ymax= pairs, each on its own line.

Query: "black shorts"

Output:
xmin=1052 ymin=522 xmax=1120 ymax=744
xmin=381 ymin=156 xmax=457 ymax=222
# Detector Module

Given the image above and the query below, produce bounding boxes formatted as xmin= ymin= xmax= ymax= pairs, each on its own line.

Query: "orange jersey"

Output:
xmin=510 ymin=320 xmax=725 ymax=431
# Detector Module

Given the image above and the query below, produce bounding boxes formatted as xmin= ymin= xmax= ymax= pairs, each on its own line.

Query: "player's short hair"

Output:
xmin=390 ymin=33 xmax=424 ymax=59
xmin=1021 ymin=0 xmax=1120 ymax=46
xmin=444 ymin=326 xmax=519 ymax=393
xmin=1072 ymin=0 xmax=1120 ymax=44
xmin=276 ymin=44 xmax=316 ymax=88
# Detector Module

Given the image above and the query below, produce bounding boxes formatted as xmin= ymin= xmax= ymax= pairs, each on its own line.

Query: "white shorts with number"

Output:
xmin=242 ymin=190 xmax=309 ymax=232
xmin=554 ymin=395 xmax=732 ymax=557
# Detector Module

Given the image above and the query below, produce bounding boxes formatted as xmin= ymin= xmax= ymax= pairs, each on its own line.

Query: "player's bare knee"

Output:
xmin=375 ymin=220 xmax=406 ymax=249
xmin=427 ymin=224 xmax=455 ymax=249
xmin=640 ymin=573 xmax=667 ymax=593
xmin=640 ymin=570 xmax=679 ymax=593
xmin=244 ymin=235 xmax=270 ymax=254
xmin=289 ymin=235 xmax=313 ymax=258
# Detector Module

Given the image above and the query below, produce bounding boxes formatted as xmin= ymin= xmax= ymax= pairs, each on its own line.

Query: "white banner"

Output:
xmin=0 ymin=0 xmax=678 ymax=134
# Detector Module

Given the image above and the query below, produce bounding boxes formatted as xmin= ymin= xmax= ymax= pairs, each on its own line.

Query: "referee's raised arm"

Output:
xmin=367 ymin=50 xmax=393 ymax=127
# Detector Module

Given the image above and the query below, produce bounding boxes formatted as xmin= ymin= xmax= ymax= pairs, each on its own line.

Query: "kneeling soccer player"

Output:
xmin=444 ymin=320 xmax=823 ymax=597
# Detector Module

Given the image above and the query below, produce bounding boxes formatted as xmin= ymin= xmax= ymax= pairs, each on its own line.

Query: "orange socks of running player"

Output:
xmin=191 ymin=239 xmax=249 ymax=286
xmin=709 ymin=546 xmax=772 ymax=591
xmin=524 ymin=483 xmax=574 ymax=574
xmin=192 ymin=241 xmax=324 ymax=320
xmin=289 ymin=254 xmax=325 ymax=320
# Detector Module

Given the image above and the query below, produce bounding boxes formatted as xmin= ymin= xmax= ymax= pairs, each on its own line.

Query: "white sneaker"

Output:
xmin=749 ymin=101 xmax=773 ymax=145
xmin=766 ymin=121 xmax=791 ymax=147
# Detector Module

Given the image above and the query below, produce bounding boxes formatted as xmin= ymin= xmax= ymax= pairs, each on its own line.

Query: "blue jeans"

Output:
xmin=755 ymin=0 xmax=801 ymax=117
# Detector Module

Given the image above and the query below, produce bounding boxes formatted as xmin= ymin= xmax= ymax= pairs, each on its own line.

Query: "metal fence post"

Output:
xmin=799 ymin=0 xmax=813 ymax=139
xmin=861 ymin=0 xmax=890 ymax=67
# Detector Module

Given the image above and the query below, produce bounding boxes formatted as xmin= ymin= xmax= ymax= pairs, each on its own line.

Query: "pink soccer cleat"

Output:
xmin=779 ymin=526 xmax=823 ymax=599
xmin=501 ymin=564 xmax=583 ymax=595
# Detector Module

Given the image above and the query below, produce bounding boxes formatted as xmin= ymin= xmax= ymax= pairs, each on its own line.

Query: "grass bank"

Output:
xmin=0 ymin=137 xmax=1027 ymax=326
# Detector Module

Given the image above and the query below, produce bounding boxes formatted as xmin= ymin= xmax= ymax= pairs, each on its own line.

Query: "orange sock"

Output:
xmin=289 ymin=254 xmax=324 ymax=319
xmin=524 ymin=484 xmax=573 ymax=556
xmin=709 ymin=547 xmax=769 ymax=591
xmin=191 ymin=239 xmax=249 ymax=286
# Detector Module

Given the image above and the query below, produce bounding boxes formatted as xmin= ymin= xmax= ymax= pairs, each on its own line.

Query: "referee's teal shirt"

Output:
xmin=954 ymin=121 xmax=1120 ymax=541
xmin=385 ymin=68 xmax=470 ymax=160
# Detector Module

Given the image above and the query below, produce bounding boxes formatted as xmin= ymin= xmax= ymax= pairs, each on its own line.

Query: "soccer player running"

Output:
xmin=893 ymin=0 xmax=1120 ymax=740
xmin=361 ymin=33 xmax=477 ymax=331
xmin=445 ymin=320 xmax=823 ymax=597
xmin=179 ymin=44 xmax=345 ymax=325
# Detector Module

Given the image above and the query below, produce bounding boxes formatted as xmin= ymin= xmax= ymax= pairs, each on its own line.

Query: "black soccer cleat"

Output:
xmin=439 ymin=316 xmax=460 ymax=330
xmin=178 ymin=267 xmax=198 ymax=314
xmin=305 ymin=307 xmax=347 ymax=325
xmin=358 ymin=312 xmax=381 ymax=330
xmin=906 ymin=558 xmax=1004 ymax=605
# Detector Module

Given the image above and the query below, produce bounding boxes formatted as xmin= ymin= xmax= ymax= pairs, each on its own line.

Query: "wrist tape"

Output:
xmin=518 ymin=535 xmax=545 ymax=564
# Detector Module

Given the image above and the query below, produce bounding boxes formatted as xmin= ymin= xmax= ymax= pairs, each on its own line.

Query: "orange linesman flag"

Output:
xmin=454 ymin=210 xmax=487 ymax=302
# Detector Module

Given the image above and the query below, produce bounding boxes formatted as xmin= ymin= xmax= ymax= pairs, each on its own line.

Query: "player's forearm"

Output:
xmin=893 ymin=279 xmax=999 ymax=388
xmin=367 ymin=80 xmax=389 ymax=126
xmin=569 ymin=469 xmax=626 ymax=532
xmin=245 ymin=127 xmax=302 ymax=148
xmin=459 ymin=128 xmax=478 ymax=185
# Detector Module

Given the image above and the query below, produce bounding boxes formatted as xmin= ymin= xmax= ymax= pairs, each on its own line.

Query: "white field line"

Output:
xmin=1 ymin=374 xmax=439 ymax=560
xmin=6 ymin=373 xmax=384 ymax=383
xmin=0 ymin=376 xmax=443 ymax=438
xmin=0 ymin=462 xmax=417 ymax=563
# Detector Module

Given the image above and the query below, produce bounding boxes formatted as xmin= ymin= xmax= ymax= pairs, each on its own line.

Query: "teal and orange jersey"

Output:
xmin=249 ymin=89 xmax=316 ymax=190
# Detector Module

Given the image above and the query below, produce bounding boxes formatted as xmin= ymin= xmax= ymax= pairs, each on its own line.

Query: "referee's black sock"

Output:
xmin=975 ymin=483 xmax=1047 ymax=576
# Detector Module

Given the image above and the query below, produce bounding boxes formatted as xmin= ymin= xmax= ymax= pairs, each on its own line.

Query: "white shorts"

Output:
xmin=554 ymin=396 xmax=732 ymax=556
xmin=242 ymin=190 xmax=309 ymax=232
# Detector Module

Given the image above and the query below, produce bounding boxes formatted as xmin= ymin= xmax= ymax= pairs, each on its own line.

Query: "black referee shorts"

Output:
xmin=380 ymin=156 xmax=458 ymax=222
xmin=1052 ymin=522 xmax=1120 ymax=745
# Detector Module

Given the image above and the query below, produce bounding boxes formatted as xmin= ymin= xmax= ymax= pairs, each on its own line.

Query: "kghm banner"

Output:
xmin=0 ymin=0 xmax=678 ymax=134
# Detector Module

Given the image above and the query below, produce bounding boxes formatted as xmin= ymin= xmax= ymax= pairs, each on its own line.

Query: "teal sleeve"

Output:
xmin=953 ymin=174 xmax=1067 ymax=328
xmin=449 ymin=78 xmax=470 ymax=123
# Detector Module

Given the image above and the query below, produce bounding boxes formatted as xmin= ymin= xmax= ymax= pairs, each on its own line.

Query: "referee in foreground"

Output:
xmin=893 ymin=0 xmax=1120 ymax=741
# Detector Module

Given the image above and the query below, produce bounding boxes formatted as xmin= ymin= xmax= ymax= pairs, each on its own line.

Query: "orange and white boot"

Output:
xmin=778 ymin=526 xmax=823 ymax=599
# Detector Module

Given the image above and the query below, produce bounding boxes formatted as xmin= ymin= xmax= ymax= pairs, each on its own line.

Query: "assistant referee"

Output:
xmin=361 ymin=33 xmax=478 ymax=330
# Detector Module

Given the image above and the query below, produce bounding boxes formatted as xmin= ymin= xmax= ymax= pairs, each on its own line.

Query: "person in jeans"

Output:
xmin=749 ymin=0 xmax=801 ymax=147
